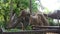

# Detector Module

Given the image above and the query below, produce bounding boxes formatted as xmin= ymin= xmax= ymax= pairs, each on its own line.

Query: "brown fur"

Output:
xmin=6 ymin=9 xmax=49 ymax=30
xmin=29 ymin=12 xmax=49 ymax=26
xmin=18 ymin=9 xmax=30 ymax=30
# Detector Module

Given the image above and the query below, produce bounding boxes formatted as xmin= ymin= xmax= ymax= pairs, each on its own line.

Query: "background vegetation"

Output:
xmin=0 ymin=0 xmax=60 ymax=32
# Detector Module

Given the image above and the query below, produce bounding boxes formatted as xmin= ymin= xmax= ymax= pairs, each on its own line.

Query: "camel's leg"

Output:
xmin=21 ymin=23 xmax=24 ymax=30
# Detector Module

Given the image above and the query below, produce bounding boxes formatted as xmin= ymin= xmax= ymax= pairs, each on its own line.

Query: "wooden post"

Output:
xmin=6 ymin=0 xmax=14 ymax=28
xmin=0 ymin=28 xmax=2 ymax=34
xmin=10 ymin=0 xmax=13 ymax=20
xmin=30 ymin=0 xmax=32 ymax=14
xmin=57 ymin=16 xmax=59 ymax=26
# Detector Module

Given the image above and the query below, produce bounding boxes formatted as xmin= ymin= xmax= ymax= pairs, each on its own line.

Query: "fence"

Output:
xmin=0 ymin=26 xmax=60 ymax=34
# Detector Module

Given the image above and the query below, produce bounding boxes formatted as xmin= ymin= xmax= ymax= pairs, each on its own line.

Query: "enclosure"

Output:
xmin=0 ymin=0 xmax=60 ymax=34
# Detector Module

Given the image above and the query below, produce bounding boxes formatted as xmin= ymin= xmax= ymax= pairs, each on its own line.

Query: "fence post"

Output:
xmin=30 ymin=0 xmax=32 ymax=14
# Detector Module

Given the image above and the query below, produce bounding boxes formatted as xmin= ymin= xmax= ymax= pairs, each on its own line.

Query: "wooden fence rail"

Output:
xmin=2 ymin=29 xmax=60 ymax=34
xmin=32 ymin=26 xmax=60 ymax=30
xmin=0 ymin=26 xmax=60 ymax=34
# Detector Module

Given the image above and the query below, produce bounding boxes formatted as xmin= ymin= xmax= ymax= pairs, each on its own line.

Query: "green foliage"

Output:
xmin=0 ymin=0 xmax=60 ymax=32
xmin=48 ymin=18 xmax=60 ymax=26
xmin=32 ymin=0 xmax=38 ymax=12
xmin=43 ymin=8 xmax=50 ymax=14
xmin=48 ymin=18 xmax=54 ymax=26
xmin=0 ymin=0 xmax=37 ymax=30
xmin=26 ymin=25 xmax=32 ymax=30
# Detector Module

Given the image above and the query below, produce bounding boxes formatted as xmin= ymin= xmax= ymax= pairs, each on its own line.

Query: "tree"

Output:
xmin=0 ymin=0 xmax=38 ymax=28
